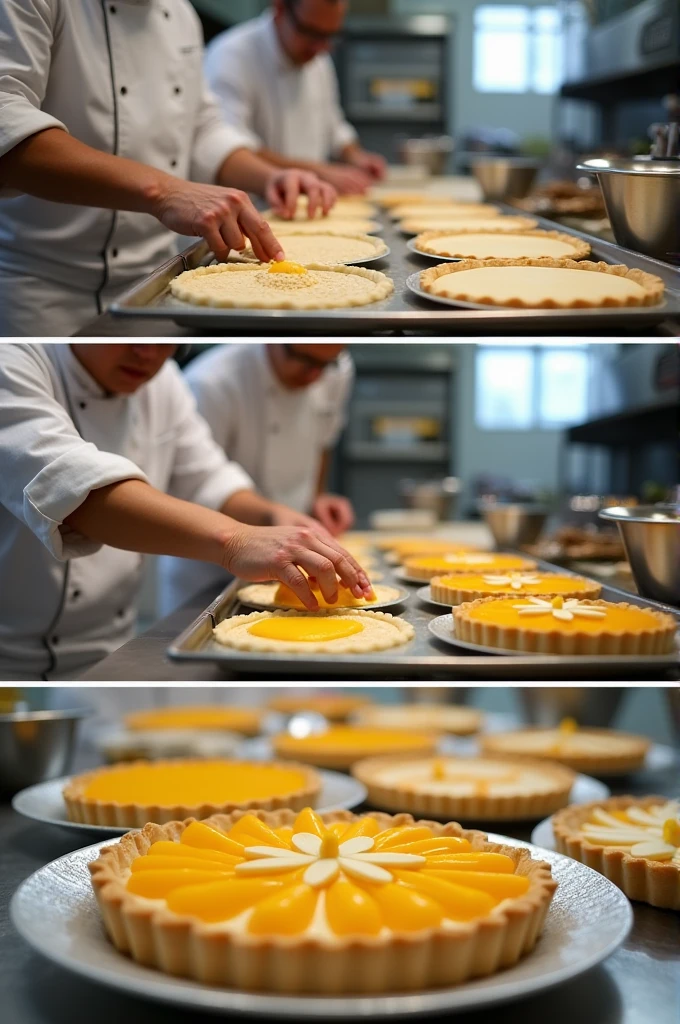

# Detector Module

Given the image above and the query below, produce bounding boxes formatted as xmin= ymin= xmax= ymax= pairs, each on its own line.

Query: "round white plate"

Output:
xmin=406 ymin=237 xmax=461 ymax=262
xmin=393 ymin=566 xmax=430 ymax=586
xmin=532 ymin=815 xmax=557 ymax=850
xmin=428 ymin=613 xmax=680 ymax=665
xmin=11 ymin=769 xmax=367 ymax=838
xmin=10 ymin=835 xmax=632 ymax=1018
xmin=416 ymin=584 xmax=455 ymax=609
xmin=236 ymin=585 xmax=409 ymax=614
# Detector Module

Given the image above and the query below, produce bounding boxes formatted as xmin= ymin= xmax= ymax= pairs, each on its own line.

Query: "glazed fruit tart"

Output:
xmin=430 ymin=571 xmax=601 ymax=606
xmin=124 ymin=706 xmax=263 ymax=736
xmin=89 ymin=807 xmax=557 ymax=993
xmin=403 ymin=552 xmax=536 ymax=582
xmin=273 ymin=725 xmax=439 ymax=770
xmin=352 ymin=703 xmax=484 ymax=736
xmin=553 ymin=796 xmax=680 ymax=909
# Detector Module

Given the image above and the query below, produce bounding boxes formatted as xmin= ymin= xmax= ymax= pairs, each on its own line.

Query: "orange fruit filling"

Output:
xmin=247 ymin=618 xmax=365 ymax=643
xmin=273 ymin=581 xmax=377 ymax=609
xmin=124 ymin=706 xmax=262 ymax=734
xmin=466 ymin=598 xmax=662 ymax=634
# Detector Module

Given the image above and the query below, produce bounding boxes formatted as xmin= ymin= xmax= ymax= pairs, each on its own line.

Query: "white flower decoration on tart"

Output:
xmin=482 ymin=573 xmax=542 ymax=590
xmin=514 ymin=596 xmax=607 ymax=621
xmin=580 ymin=801 xmax=680 ymax=862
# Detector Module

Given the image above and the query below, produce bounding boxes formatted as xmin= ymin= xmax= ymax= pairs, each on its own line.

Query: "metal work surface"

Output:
xmin=109 ymin=209 xmax=680 ymax=334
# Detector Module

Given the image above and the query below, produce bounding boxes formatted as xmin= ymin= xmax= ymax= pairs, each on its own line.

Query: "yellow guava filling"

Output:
xmin=247 ymin=618 xmax=365 ymax=643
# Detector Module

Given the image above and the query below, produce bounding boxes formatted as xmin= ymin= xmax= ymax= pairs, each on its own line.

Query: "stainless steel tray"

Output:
xmin=109 ymin=208 xmax=680 ymax=333
xmin=167 ymin=553 xmax=680 ymax=681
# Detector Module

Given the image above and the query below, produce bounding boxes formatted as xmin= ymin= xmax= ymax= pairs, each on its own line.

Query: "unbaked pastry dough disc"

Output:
xmin=401 ymin=215 xmax=538 ymax=235
xmin=213 ymin=609 xmax=415 ymax=654
xmin=267 ymin=217 xmax=381 ymax=235
xmin=391 ymin=202 xmax=499 ymax=220
xmin=415 ymin=230 xmax=590 ymax=261
xmin=244 ymin=232 xmax=387 ymax=265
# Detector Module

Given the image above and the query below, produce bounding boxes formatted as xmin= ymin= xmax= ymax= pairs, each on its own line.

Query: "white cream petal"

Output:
xmin=292 ymin=833 xmax=322 ymax=856
xmin=243 ymin=845 xmax=311 ymax=859
xmin=552 ymin=608 xmax=574 ymax=621
xmin=572 ymin=608 xmax=606 ymax=619
xmin=352 ymin=852 xmax=426 ymax=866
xmin=629 ymin=841 xmax=675 ymax=861
xmin=304 ymin=858 xmax=340 ymax=887
xmin=235 ymin=855 xmax=312 ymax=874
xmin=338 ymin=836 xmax=375 ymax=855
xmin=518 ymin=607 xmax=551 ymax=616
xmin=339 ymin=857 xmax=392 ymax=884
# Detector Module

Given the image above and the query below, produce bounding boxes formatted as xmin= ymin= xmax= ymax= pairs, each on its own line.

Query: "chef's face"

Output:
xmin=269 ymin=343 xmax=345 ymax=389
xmin=274 ymin=0 xmax=347 ymax=64
xmin=71 ymin=344 xmax=178 ymax=394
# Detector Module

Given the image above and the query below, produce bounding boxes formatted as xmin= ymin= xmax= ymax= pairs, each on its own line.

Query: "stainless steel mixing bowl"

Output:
xmin=480 ymin=503 xmax=548 ymax=549
xmin=470 ymin=157 xmax=542 ymax=201
xmin=0 ymin=709 xmax=87 ymax=795
xmin=577 ymin=158 xmax=680 ymax=262
xmin=519 ymin=688 xmax=625 ymax=728
xmin=599 ymin=505 xmax=680 ymax=606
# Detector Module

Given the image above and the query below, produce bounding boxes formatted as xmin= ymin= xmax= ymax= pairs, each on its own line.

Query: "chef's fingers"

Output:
xmin=218 ymin=216 xmax=246 ymax=255
xmin=202 ymin=222 xmax=232 ymax=263
xmin=275 ymin=563 xmax=319 ymax=611
xmin=240 ymin=206 xmax=285 ymax=263
xmin=304 ymin=535 xmax=372 ymax=599
xmin=319 ymin=181 xmax=337 ymax=215
xmin=291 ymin=548 xmax=339 ymax=604
xmin=282 ymin=174 xmax=300 ymax=220
xmin=313 ymin=503 xmax=337 ymax=535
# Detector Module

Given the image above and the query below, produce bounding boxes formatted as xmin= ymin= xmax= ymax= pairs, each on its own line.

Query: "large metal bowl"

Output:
xmin=470 ymin=157 xmax=542 ymax=201
xmin=0 ymin=709 xmax=87 ymax=795
xmin=577 ymin=158 xmax=680 ymax=262
xmin=599 ymin=505 xmax=680 ymax=606
xmin=519 ymin=688 xmax=625 ymax=728
xmin=480 ymin=503 xmax=548 ymax=549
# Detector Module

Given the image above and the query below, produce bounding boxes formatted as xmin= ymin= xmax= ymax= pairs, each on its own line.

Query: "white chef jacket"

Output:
xmin=157 ymin=342 xmax=354 ymax=615
xmin=204 ymin=13 xmax=358 ymax=164
xmin=0 ymin=0 xmax=253 ymax=337
xmin=0 ymin=343 xmax=254 ymax=681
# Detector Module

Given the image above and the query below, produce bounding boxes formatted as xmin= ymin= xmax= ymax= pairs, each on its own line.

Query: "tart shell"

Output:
xmin=89 ymin=808 xmax=557 ymax=994
xmin=453 ymin=597 xmax=676 ymax=656
xmin=405 ymin=557 xmax=537 ymax=582
xmin=552 ymin=796 xmax=680 ymax=909
xmin=414 ymin=229 xmax=592 ymax=261
xmin=430 ymin=573 xmax=602 ymax=606
xmin=62 ymin=759 xmax=322 ymax=828
xmin=213 ymin=608 xmax=415 ymax=655
xmin=352 ymin=755 xmax=575 ymax=822
xmin=352 ymin=704 xmax=483 ymax=736
xmin=480 ymin=729 xmax=650 ymax=776
xmin=273 ymin=730 xmax=439 ymax=771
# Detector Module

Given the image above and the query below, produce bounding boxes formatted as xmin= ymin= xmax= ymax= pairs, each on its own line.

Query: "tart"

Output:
xmin=263 ymin=197 xmax=378 ymax=219
xmin=391 ymin=202 xmax=500 ymax=220
xmin=481 ymin=723 xmax=651 ymax=775
xmin=353 ymin=703 xmax=484 ymax=736
xmin=419 ymin=258 xmax=665 ymax=309
xmin=237 ymin=580 xmax=402 ymax=610
xmin=273 ymin=725 xmax=439 ymax=770
xmin=89 ymin=807 xmax=556 ymax=993
xmin=414 ymin=229 xmax=591 ymax=262
xmin=63 ymin=759 xmax=321 ymax=828
xmin=125 ymin=706 xmax=263 ymax=737
xmin=242 ymin=233 xmax=387 ymax=266
xmin=404 ymin=552 xmax=537 ymax=582
xmin=267 ymin=694 xmax=372 ymax=722
xmin=453 ymin=596 xmax=676 ymax=656
xmin=430 ymin=571 xmax=602 ymax=606
xmin=170 ymin=262 xmax=393 ymax=309
xmin=213 ymin=609 xmax=415 ymax=655
xmin=401 ymin=215 xmax=538 ymax=236
xmin=553 ymin=796 xmax=680 ymax=909
xmin=376 ymin=191 xmax=474 ymax=207
xmin=353 ymin=755 xmax=575 ymax=821
xmin=266 ymin=217 xmax=381 ymax=236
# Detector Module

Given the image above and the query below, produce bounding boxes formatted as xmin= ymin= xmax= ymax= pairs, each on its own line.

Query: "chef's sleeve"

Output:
xmin=203 ymin=36 xmax=263 ymax=150
xmin=324 ymin=57 xmax=358 ymax=157
xmin=0 ymin=346 xmax=148 ymax=561
xmin=185 ymin=354 xmax=241 ymax=462
xmin=0 ymin=0 xmax=68 ymax=198
xmin=189 ymin=80 xmax=260 ymax=184
xmin=320 ymin=352 xmax=355 ymax=448
xmin=162 ymin=361 xmax=254 ymax=508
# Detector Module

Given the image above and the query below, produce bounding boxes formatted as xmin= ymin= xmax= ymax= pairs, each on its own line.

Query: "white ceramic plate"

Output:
xmin=11 ymin=769 xmax=367 ymax=838
xmin=532 ymin=815 xmax=558 ymax=851
xmin=393 ymin=566 xmax=431 ymax=586
xmin=416 ymin=584 xmax=455 ymax=609
xmin=10 ymin=836 xmax=632 ymax=1018
xmin=236 ymin=584 xmax=410 ymax=614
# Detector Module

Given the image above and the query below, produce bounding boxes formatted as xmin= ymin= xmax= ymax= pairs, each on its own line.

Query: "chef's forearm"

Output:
xmin=217 ymin=147 xmax=278 ymax=195
xmin=63 ymin=479 xmax=236 ymax=565
xmin=0 ymin=127 xmax=174 ymax=214
xmin=220 ymin=489 xmax=279 ymax=527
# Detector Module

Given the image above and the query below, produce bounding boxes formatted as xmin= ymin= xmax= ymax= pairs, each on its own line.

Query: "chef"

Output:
xmin=158 ymin=342 xmax=356 ymax=613
xmin=205 ymin=0 xmax=387 ymax=196
xmin=0 ymin=0 xmax=336 ymax=337
xmin=0 ymin=343 xmax=372 ymax=681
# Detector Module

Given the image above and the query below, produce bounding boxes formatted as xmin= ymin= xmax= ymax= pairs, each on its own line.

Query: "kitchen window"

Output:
xmin=475 ymin=345 xmax=590 ymax=430
xmin=473 ymin=5 xmax=564 ymax=95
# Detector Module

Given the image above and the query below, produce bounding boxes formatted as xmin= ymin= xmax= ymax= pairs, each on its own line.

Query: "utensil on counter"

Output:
xmin=399 ymin=135 xmax=454 ymax=177
xmin=0 ymin=708 xmax=88 ymax=795
xmin=599 ymin=505 xmax=680 ymax=606
xmin=518 ymin=688 xmax=625 ymax=728
xmin=577 ymin=158 xmax=680 ymax=262
xmin=470 ymin=157 xmax=542 ymax=201
xmin=399 ymin=477 xmax=461 ymax=522
xmin=480 ymin=502 xmax=548 ymax=549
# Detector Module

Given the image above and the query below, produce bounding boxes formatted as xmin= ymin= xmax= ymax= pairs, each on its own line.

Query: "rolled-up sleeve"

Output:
xmin=0 ymin=346 xmax=147 ymax=561
xmin=0 ymin=0 xmax=67 ymax=197
xmin=162 ymin=361 xmax=254 ymax=508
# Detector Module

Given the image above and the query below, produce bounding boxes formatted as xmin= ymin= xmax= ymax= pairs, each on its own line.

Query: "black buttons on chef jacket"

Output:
xmin=170 ymin=159 xmax=178 ymax=168
xmin=79 ymin=401 xmax=87 ymax=410
xmin=163 ymin=9 xmax=170 ymax=18
xmin=117 ymin=609 xmax=126 ymax=619
xmin=174 ymin=86 xmax=182 ymax=95
xmin=111 ymin=248 xmax=118 ymax=258
xmin=71 ymin=590 xmax=81 ymax=602
xmin=120 ymin=86 xmax=128 ymax=96
xmin=109 ymin=4 xmax=116 ymax=13
xmin=52 ymin=636 xmax=59 ymax=646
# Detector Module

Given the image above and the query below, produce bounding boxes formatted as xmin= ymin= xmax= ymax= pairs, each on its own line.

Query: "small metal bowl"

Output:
xmin=470 ymin=157 xmax=542 ymax=201
xmin=0 ymin=708 xmax=87 ymax=795
xmin=577 ymin=158 xmax=680 ymax=262
xmin=599 ymin=505 xmax=680 ymax=606
xmin=480 ymin=503 xmax=548 ymax=549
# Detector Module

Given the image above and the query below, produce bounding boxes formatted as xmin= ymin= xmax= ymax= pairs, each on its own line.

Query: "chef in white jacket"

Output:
xmin=0 ymin=0 xmax=335 ymax=337
xmin=0 ymin=343 xmax=372 ymax=681
xmin=158 ymin=342 xmax=355 ymax=613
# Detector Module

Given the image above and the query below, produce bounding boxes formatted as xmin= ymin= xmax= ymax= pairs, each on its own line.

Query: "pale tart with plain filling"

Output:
xmin=125 ymin=706 xmax=263 ymax=736
xmin=213 ymin=609 xmax=414 ymax=655
xmin=353 ymin=755 xmax=575 ymax=821
xmin=170 ymin=261 xmax=393 ymax=309
xmin=404 ymin=552 xmax=537 ymax=582
xmin=63 ymin=759 xmax=321 ymax=827
xmin=420 ymin=258 xmax=665 ymax=309
xmin=552 ymin=796 xmax=680 ymax=909
xmin=390 ymin=202 xmax=500 ymax=220
xmin=242 ymin=233 xmax=387 ymax=266
xmin=263 ymin=197 xmax=378 ymax=219
xmin=237 ymin=580 xmax=402 ymax=611
xmin=414 ymin=229 xmax=591 ymax=262
xmin=353 ymin=703 xmax=484 ymax=736
xmin=273 ymin=725 xmax=439 ymax=770
xmin=401 ymin=215 xmax=538 ymax=236
xmin=453 ymin=596 xmax=676 ymax=656
xmin=267 ymin=694 xmax=372 ymax=721
xmin=481 ymin=723 xmax=651 ymax=775
xmin=89 ymin=807 xmax=557 ymax=993
xmin=430 ymin=571 xmax=602 ymax=606
xmin=266 ymin=217 xmax=381 ymax=236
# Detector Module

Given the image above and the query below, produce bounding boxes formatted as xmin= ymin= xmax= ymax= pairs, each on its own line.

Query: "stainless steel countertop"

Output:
xmin=3 ymin=747 xmax=679 ymax=1023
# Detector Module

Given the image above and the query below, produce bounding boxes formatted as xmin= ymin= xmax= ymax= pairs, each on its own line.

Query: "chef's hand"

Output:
xmin=312 ymin=494 xmax=355 ymax=537
xmin=315 ymin=164 xmax=374 ymax=195
xmin=347 ymin=149 xmax=388 ymax=182
xmin=265 ymin=169 xmax=337 ymax=220
xmin=268 ymin=503 xmax=332 ymax=537
xmin=150 ymin=180 xmax=285 ymax=263
xmin=222 ymin=524 xmax=373 ymax=610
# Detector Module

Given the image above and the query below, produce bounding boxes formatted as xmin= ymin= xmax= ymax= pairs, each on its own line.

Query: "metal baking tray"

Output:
xmin=109 ymin=209 xmax=680 ymax=333
xmin=167 ymin=553 xmax=680 ymax=681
